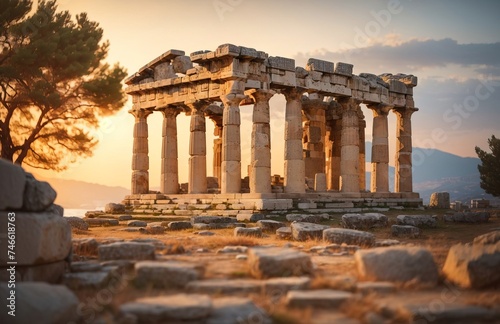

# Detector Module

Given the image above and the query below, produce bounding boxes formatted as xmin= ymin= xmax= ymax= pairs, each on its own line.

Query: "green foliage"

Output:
xmin=0 ymin=0 xmax=127 ymax=171
xmin=475 ymin=135 xmax=500 ymax=197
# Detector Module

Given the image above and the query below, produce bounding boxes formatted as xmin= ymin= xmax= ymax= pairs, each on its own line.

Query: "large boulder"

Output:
xmin=22 ymin=173 xmax=57 ymax=212
xmin=0 ymin=158 xmax=26 ymax=210
xmin=391 ymin=225 xmax=420 ymax=238
xmin=0 ymin=282 xmax=78 ymax=323
xmin=257 ymin=220 xmax=286 ymax=233
xmin=65 ymin=216 xmax=89 ymax=231
xmin=355 ymin=247 xmax=439 ymax=286
xmin=323 ymin=228 xmax=375 ymax=247
xmin=0 ymin=211 xmax=72 ymax=266
xmin=291 ymin=222 xmax=329 ymax=241
xmin=429 ymin=192 xmax=450 ymax=209
xmin=247 ymin=247 xmax=313 ymax=279
xmin=342 ymin=213 xmax=388 ymax=229
xmin=104 ymin=203 xmax=125 ymax=214
xmin=396 ymin=215 xmax=437 ymax=228
xmin=442 ymin=242 xmax=500 ymax=288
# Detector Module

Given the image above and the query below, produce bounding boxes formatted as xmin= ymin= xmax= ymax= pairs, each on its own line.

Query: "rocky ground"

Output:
xmin=59 ymin=208 xmax=500 ymax=324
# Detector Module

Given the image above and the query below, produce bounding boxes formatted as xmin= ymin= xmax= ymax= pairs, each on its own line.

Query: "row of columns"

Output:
xmin=130 ymin=93 xmax=415 ymax=195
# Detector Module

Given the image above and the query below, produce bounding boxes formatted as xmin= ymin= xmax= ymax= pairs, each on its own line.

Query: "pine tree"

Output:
xmin=0 ymin=0 xmax=126 ymax=171
xmin=475 ymin=135 xmax=500 ymax=197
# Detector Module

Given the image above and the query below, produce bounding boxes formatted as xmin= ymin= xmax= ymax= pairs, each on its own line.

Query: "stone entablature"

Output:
xmin=124 ymin=43 xmax=419 ymax=198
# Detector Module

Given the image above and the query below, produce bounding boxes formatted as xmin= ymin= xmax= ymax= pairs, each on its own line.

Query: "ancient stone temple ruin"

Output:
xmin=123 ymin=44 xmax=421 ymax=213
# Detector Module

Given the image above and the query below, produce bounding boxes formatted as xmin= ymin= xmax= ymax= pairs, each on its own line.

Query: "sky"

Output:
xmin=33 ymin=0 xmax=500 ymax=189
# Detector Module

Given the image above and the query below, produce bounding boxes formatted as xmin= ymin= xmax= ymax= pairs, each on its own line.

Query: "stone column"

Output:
xmin=187 ymin=101 xmax=208 ymax=194
xmin=358 ymin=118 xmax=366 ymax=191
xmin=302 ymin=97 xmax=326 ymax=182
xmin=339 ymin=98 xmax=360 ymax=193
xmin=248 ymin=89 xmax=274 ymax=194
xmin=367 ymin=104 xmax=390 ymax=193
xmin=220 ymin=93 xmax=245 ymax=194
xmin=394 ymin=107 xmax=418 ymax=193
xmin=159 ymin=108 xmax=179 ymax=194
xmin=330 ymin=118 xmax=342 ymax=191
xmin=211 ymin=116 xmax=223 ymax=189
xmin=282 ymin=88 xmax=305 ymax=193
xmin=130 ymin=109 xmax=152 ymax=194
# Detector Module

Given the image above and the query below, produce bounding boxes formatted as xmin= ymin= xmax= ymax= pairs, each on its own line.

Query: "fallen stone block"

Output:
xmin=63 ymin=270 xmax=114 ymax=289
xmin=391 ymin=224 xmax=420 ymax=238
xmin=355 ymin=247 xmax=439 ymax=286
xmin=286 ymin=214 xmax=323 ymax=223
xmin=72 ymin=238 xmax=99 ymax=256
xmin=342 ymin=213 xmax=388 ymax=229
xmin=236 ymin=213 xmax=266 ymax=222
xmin=291 ymin=222 xmax=330 ymax=241
xmin=134 ymin=261 xmax=203 ymax=288
xmin=187 ymin=279 xmax=263 ymax=295
xmin=167 ymin=221 xmax=193 ymax=230
xmin=396 ymin=215 xmax=437 ymax=228
xmin=257 ymin=219 xmax=286 ymax=233
xmin=442 ymin=242 xmax=500 ymax=288
xmin=263 ymin=277 xmax=311 ymax=296
xmin=286 ymin=289 xmax=353 ymax=308
xmin=191 ymin=215 xmax=236 ymax=224
xmin=120 ymin=294 xmax=212 ymax=322
xmin=248 ymin=247 xmax=313 ymax=279
xmin=22 ymin=173 xmax=57 ymax=211
xmin=105 ymin=202 xmax=126 ymax=214
xmin=444 ymin=212 xmax=490 ymax=223
xmin=234 ymin=227 xmax=263 ymax=237
xmin=65 ymin=216 xmax=89 ymax=231
xmin=217 ymin=246 xmax=248 ymax=254
xmin=429 ymin=192 xmax=450 ymax=208
xmin=84 ymin=218 xmax=119 ymax=227
xmin=98 ymin=242 xmax=155 ymax=261
xmin=276 ymin=227 xmax=292 ymax=240
xmin=323 ymin=228 xmax=375 ymax=247
xmin=139 ymin=224 xmax=165 ymax=234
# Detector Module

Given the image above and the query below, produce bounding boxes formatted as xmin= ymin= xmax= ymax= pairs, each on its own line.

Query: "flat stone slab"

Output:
xmin=291 ymin=222 xmax=330 ymax=241
xmin=72 ymin=238 xmax=99 ymax=256
xmin=234 ymin=227 xmax=263 ymax=237
xmin=167 ymin=221 xmax=193 ymax=230
xmin=63 ymin=270 xmax=113 ymax=289
xmin=257 ymin=220 xmax=286 ymax=233
xmin=207 ymin=297 xmax=271 ymax=324
xmin=391 ymin=224 xmax=420 ymax=238
xmin=263 ymin=276 xmax=311 ymax=295
xmin=127 ymin=220 xmax=147 ymax=227
xmin=139 ymin=224 xmax=165 ymax=234
xmin=217 ymin=246 xmax=248 ymax=254
xmin=323 ymin=228 xmax=375 ymax=247
xmin=286 ymin=289 xmax=353 ymax=308
xmin=396 ymin=214 xmax=437 ymax=228
xmin=98 ymin=242 xmax=155 ymax=261
xmin=120 ymin=294 xmax=212 ymax=322
xmin=70 ymin=261 xmax=103 ymax=272
xmin=236 ymin=213 xmax=265 ymax=222
xmin=355 ymin=247 xmax=439 ymax=286
xmin=193 ymin=222 xmax=245 ymax=230
xmin=444 ymin=212 xmax=490 ymax=223
xmin=356 ymin=281 xmax=396 ymax=295
xmin=248 ymin=247 xmax=313 ymax=279
xmin=191 ymin=215 xmax=236 ymax=224
xmin=84 ymin=218 xmax=119 ymax=227
xmin=186 ymin=279 xmax=263 ymax=295
xmin=442 ymin=242 xmax=500 ymax=288
xmin=286 ymin=214 xmax=323 ymax=223
xmin=0 ymin=282 xmax=79 ymax=323
xmin=65 ymin=216 xmax=89 ymax=230
xmin=134 ymin=261 xmax=203 ymax=288
xmin=342 ymin=213 xmax=388 ymax=229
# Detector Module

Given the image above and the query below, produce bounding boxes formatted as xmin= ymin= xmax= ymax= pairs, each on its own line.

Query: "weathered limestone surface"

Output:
xmin=0 ymin=282 xmax=78 ymax=324
xmin=257 ymin=219 xmax=286 ymax=232
xmin=391 ymin=224 xmax=420 ymax=238
xmin=368 ymin=104 xmax=390 ymax=192
xmin=339 ymin=98 xmax=360 ymax=193
xmin=134 ymin=261 xmax=202 ymax=288
xmin=291 ymin=222 xmax=330 ymax=241
xmin=187 ymin=279 xmax=262 ymax=295
xmin=130 ymin=109 xmax=152 ymax=194
xmin=0 ymin=158 xmax=26 ymax=209
xmin=234 ymin=227 xmax=263 ymax=237
xmin=160 ymin=108 xmax=180 ymax=194
xmin=394 ymin=107 xmax=417 ymax=193
xmin=187 ymin=101 xmax=208 ymax=194
xmin=247 ymin=247 xmax=313 ymax=278
xmin=98 ymin=242 xmax=155 ymax=261
xmin=442 ymin=242 xmax=500 ymax=288
xmin=207 ymin=297 xmax=272 ymax=324
xmin=355 ymin=247 xmax=439 ymax=286
xmin=286 ymin=290 xmax=353 ymax=308
xmin=429 ymin=192 xmax=450 ymax=208
xmin=323 ymin=228 xmax=375 ymax=247
xmin=342 ymin=213 xmax=388 ymax=229
xmin=396 ymin=214 xmax=437 ymax=228
xmin=444 ymin=212 xmax=490 ymax=223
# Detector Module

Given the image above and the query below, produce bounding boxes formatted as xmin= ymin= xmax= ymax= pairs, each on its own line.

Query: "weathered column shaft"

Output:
xmin=188 ymin=102 xmax=208 ymax=194
xmin=368 ymin=105 xmax=390 ymax=193
xmin=283 ymin=88 xmax=305 ymax=193
xmin=394 ymin=107 xmax=417 ymax=193
xmin=249 ymin=90 xmax=274 ymax=194
xmin=160 ymin=108 xmax=179 ymax=194
xmin=329 ymin=118 xmax=342 ymax=191
xmin=220 ymin=93 xmax=245 ymax=194
xmin=213 ymin=122 xmax=223 ymax=189
xmin=339 ymin=99 xmax=360 ymax=193
xmin=130 ymin=109 xmax=152 ymax=194
xmin=303 ymin=103 xmax=326 ymax=182
xmin=358 ymin=118 xmax=366 ymax=191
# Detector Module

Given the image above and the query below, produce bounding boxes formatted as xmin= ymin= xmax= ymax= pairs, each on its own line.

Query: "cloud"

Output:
xmin=295 ymin=38 xmax=500 ymax=74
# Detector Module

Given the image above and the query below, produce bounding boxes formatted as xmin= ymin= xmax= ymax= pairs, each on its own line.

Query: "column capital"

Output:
xmin=157 ymin=107 xmax=180 ymax=118
xmin=393 ymin=106 xmax=419 ymax=118
xmin=302 ymin=97 xmax=328 ymax=112
xmin=281 ymin=87 xmax=304 ymax=101
xmin=129 ymin=109 xmax=153 ymax=120
xmin=220 ymin=93 xmax=246 ymax=107
xmin=185 ymin=100 xmax=211 ymax=114
xmin=336 ymin=97 xmax=361 ymax=114
xmin=367 ymin=103 xmax=391 ymax=116
xmin=246 ymin=89 xmax=275 ymax=103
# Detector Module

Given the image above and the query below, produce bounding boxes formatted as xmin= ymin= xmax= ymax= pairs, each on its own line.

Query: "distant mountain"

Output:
xmin=36 ymin=176 xmax=129 ymax=209
xmin=365 ymin=142 xmax=499 ymax=205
